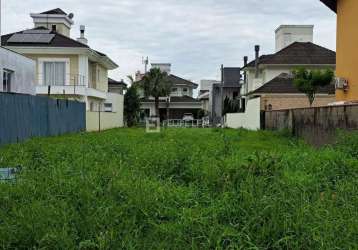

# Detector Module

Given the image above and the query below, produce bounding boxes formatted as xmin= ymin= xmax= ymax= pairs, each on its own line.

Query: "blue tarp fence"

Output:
xmin=0 ymin=93 xmax=86 ymax=146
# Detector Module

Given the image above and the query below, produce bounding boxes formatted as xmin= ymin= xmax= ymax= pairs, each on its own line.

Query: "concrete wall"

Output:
xmin=225 ymin=97 xmax=261 ymax=130
xmin=34 ymin=22 xmax=70 ymax=37
xmin=0 ymin=47 xmax=36 ymax=95
xmin=95 ymin=64 xmax=109 ymax=92
xmin=25 ymin=54 xmax=79 ymax=85
xmin=265 ymin=105 xmax=358 ymax=145
xmin=261 ymin=95 xmax=336 ymax=111
xmin=86 ymin=93 xmax=123 ymax=131
xmin=275 ymin=25 xmax=314 ymax=52
xmin=86 ymin=111 xmax=123 ymax=132
xmin=106 ymin=93 xmax=124 ymax=121
xmin=336 ymin=0 xmax=358 ymax=101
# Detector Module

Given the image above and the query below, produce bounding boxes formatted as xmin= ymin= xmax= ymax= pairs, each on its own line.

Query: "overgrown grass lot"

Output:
xmin=0 ymin=129 xmax=357 ymax=249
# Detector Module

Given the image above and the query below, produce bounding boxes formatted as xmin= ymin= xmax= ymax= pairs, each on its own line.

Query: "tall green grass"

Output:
xmin=0 ymin=128 xmax=357 ymax=249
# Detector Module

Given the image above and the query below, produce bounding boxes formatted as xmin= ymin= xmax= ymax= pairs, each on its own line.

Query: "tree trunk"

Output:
xmin=155 ymin=97 xmax=160 ymax=120
xmin=166 ymin=98 xmax=170 ymax=121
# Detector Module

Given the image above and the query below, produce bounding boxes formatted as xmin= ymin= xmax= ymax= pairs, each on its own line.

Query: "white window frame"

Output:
xmin=38 ymin=58 xmax=70 ymax=86
xmin=104 ymin=103 xmax=113 ymax=112
xmin=2 ymin=69 xmax=13 ymax=92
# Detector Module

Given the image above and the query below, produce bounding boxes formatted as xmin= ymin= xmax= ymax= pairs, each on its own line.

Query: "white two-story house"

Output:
xmin=226 ymin=25 xmax=336 ymax=129
xmin=1 ymin=8 xmax=124 ymax=130
xmin=241 ymin=25 xmax=336 ymax=111
xmin=136 ymin=63 xmax=201 ymax=121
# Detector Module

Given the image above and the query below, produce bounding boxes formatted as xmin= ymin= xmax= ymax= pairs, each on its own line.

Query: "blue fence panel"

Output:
xmin=0 ymin=93 xmax=86 ymax=146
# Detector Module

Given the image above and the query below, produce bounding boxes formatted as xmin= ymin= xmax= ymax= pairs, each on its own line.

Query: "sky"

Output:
xmin=1 ymin=0 xmax=337 ymax=85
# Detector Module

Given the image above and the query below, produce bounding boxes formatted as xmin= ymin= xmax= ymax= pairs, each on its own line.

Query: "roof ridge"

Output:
xmin=51 ymin=31 xmax=89 ymax=48
xmin=170 ymin=74 xmax=198 ymax=86
xmin=40 ymin=8 xmax=67 ymax=15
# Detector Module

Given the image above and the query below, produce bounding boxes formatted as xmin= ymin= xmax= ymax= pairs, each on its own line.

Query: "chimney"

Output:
xmin=77 ymin=25 xmax=88 ymax=45
xmin=254 ymin=45 xmax=260 ymax=78
xmin=243 ymin=56 xmax=248 ymax=84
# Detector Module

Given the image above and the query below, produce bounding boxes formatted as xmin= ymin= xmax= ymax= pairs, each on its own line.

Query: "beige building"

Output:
xmin=1 ymin=8 xmax=124 ymax=130
xmin=250 ymin=73 xmax=336 ymax=111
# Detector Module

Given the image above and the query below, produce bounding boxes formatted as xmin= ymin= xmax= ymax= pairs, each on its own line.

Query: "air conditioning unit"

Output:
xmin=335 ymin=77 xmax=349 ymax=91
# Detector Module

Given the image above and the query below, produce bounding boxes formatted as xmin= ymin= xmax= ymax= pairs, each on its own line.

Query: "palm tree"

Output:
xmin=124 ymin=75 xmax=141 ymax=127
xmin=141 ymin=68 xmax=172 ymax=120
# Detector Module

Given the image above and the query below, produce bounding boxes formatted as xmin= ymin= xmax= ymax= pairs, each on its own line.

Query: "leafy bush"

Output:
xmin=0 ymin=129 xmax=357 ymax=249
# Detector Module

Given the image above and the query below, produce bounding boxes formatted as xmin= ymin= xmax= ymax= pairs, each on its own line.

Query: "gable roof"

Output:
xmin=136 ymin=74 xmax=198 ymax=89
xmin=250 ymin=73 xmax=335 ymax=95
xmin=245 ymin=42 xmax=336 ymax=68
xmin=320 ymin=0 xmax=337 ymax=12
xmin=1 ymin=27 xmax=88 ymax=48
xmin=1 ymin=27 xmax=118 ymax=69
xmin=108 ymin=78 xmax=127 ymax=87
xmin=169 ymin=74 xmax=198 ymax=88
xmin=40 ymin=8 xmax=67 ymax=15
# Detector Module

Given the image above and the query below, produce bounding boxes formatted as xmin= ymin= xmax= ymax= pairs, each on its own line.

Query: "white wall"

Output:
xmin=86 ymin=111 xmax=123 ymax=132
xmin=244 ymin=65 xmax=335 ymax=94
xmin=141 ymin=102 xmax=202 ymax=117
xmin=225 ymin=97 xmax=261 ymax=130
xmin=275 ymin=25 xmax=314 ymax=52
xmin=0 ymin=47 xmax=36 ymax=95
xmin=86 ymin=93 xmax=123 ymax=131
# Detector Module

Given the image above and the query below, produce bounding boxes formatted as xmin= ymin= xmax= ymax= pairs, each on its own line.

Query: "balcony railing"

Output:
xmin=37 ymin=74 xmax=87 ymax=86
xmin=36 ymin=73 xmax=107 ymax=99
xmin=162 ymin=119 xmax=210 ymax=128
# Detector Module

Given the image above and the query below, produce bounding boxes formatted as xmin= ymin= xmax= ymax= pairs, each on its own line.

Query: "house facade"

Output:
xmin=226 ymin=25 xmax=336 ymax=129
xmin=198 ymin=67 xmax=242 ymax=126
xmin=211 ymin=67 xmax=242 ymax=125
xmin=1 ymin=8 xmax=124 ymax=130
xmin=0 ymin=47 xmax=36 ymax=95
xmin=320 ymin=0 xmax=358 ymax=101
xmin=108 ymin=78 xmax=127 ymax=95
xmin=198 ymin=80 xmax=218 ymax=115
xmin=137 ymin=63 xmax=201 ymax=121
xmin=242 ymin=41 xmax=336 ymax=111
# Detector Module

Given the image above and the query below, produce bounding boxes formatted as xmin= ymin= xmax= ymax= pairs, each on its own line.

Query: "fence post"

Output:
xmin=98 ymin=108 xmax=101 ymax=132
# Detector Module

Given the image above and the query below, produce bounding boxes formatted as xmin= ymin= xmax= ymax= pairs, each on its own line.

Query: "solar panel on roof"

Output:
xmin=7 ymin=33 xmax=55 ymax=44
xmin=23 ymin=29 xmax=51 ymax=34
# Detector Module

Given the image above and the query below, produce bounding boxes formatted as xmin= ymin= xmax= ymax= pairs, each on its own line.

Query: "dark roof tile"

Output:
xmin=108 ymin=78 xmax=127 ymax=87
xmin=168 ymin=74 xmax=198 ymax=88
xmin=40 ymin=8 xmax=67 ymax=15
xmin=1 ymin=28 xmax=88 ymax=48
xmin=245 ymin=42 xmax=336 ymax=68
xmin=136 ymin=74 xmax=198 ymax=89
xmin=320 ymin=0 xmax=337 ymax=12
xmin=251 ymin=73 xmax=335 ymax=95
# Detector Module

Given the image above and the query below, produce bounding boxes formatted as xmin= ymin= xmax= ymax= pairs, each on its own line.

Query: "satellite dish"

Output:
xmin=68 ymin=13 xmax=74 ymax=19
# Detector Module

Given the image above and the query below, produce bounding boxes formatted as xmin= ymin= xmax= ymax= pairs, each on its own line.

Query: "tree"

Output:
xmin=223 ymin=97 xmax=240 ymax=115
xmin=292 ymin=68 xmax=334 ymax=106
xmin=141 ymin=68 xmax=172 ymax=119
xmin=124 ymin=76 xmax=141 ymax=127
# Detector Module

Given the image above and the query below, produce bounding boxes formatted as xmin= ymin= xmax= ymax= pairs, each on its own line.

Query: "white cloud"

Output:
xmin=1 ymin=0 xmax=336 ymax=83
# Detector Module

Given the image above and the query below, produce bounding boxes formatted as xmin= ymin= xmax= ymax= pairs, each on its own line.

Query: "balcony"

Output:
xmin=36 ymin=74 xmax=107 ymax=99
